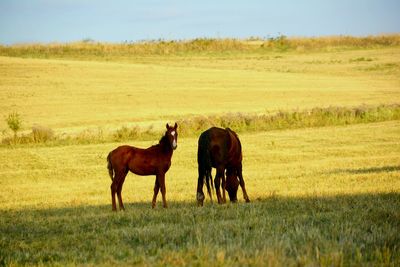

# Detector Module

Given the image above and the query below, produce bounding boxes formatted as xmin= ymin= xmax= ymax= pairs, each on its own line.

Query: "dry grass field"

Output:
xmin=0 ymin=36 xmax=399 ymax=266
xmin=1 ymin=37 xmax=399 ymax=133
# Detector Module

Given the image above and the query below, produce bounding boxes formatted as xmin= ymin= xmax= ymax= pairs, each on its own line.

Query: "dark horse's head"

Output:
xmin=165 ymin=123 xmax=178 ymax=150
xmin=225 ymin=168 xmax=239 ymax=202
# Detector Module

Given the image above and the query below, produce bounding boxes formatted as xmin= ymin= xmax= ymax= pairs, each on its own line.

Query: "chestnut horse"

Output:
xmin=196 ymin=127 xmax=250 ymax=206
xmin=107 ymin=123 xmax=178 ymax=211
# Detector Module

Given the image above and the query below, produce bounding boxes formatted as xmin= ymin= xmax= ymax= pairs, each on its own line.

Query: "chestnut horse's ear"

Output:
xmin=166 ymin=123 xmax=169 ymax=129
xmin=174 ymin=122 xmax=178 ymax=129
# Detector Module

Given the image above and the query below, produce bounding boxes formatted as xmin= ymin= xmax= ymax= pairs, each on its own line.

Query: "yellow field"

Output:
xmin=1 ymin=120 xmax=399 ymax=210
xmin=1 ymin=46 xmax=399 ymax=134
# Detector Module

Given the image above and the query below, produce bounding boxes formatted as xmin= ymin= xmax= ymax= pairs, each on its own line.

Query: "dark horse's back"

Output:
xmin=197 ymin=127 xmax=241 ymax=169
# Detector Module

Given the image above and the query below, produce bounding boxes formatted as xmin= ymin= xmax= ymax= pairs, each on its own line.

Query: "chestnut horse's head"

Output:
xmin=165 ymin=123 xmax=178 ymax=150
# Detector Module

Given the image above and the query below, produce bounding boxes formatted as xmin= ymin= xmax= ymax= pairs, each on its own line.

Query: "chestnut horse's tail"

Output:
xmin=107 ymin=152 xmax=114 ymax=181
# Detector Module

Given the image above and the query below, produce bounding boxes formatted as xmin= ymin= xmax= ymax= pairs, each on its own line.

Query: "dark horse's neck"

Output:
xmin=157 ymin=134 xmax=173 ymax=154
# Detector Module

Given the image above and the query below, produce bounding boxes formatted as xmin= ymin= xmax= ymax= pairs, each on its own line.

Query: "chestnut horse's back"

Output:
xmin=107 ymin=145 xmax=135 ymax=178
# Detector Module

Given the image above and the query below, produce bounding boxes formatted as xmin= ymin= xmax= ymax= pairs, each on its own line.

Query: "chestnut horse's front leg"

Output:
xmin=152 ymin=177 xmax=160 ymax=208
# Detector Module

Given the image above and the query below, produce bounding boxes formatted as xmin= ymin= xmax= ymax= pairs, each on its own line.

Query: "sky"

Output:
xmin=0 ymin=0 xmax=399 ymax=45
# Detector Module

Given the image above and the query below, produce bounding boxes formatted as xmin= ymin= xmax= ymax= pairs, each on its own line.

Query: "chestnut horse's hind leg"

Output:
xmin=116 ymin=170 xmax=128 ymax=210
xmin=111 ymin=170 xmax=127 ymax=211
xmin=111 ymin=181 xmax=118 ymax=211
xmin=152 ymin=178 xmax=160 ymax=208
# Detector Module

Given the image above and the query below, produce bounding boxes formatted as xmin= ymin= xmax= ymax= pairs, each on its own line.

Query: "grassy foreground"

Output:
xmin=1 ymin=121 xmax=399 ymax=266
xmin=1 ymin=194 xmax=398 ymax=266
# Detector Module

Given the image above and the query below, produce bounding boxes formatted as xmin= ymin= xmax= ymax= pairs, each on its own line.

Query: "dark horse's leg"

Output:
xmin=116 ymin=170 xmax=128 ymax=210
xmin=152 ymin=178 xmax=160 ymax=208
xmin=205 ymin=168 xmax=213 ymax=203
xmin=238 ymin=164 xmax=250 ymax=202
xmin=221 ymin=170 xmax=226 ymax=204
xmin=197 ymin=167 xmax=206 ymax=206
xmin=215 ymin=166 xmax=226 ymax=204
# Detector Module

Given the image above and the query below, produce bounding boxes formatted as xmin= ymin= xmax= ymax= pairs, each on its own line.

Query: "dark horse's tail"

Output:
xmin=197 ymin=132 xmax=213 ymax=200
xmin=107 ymin=152 xmax=114 ymax=181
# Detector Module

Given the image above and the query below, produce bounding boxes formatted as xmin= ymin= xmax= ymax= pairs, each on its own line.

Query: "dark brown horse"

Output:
xmin=107 ymin=123 xmax=178 ymax=211
xmin=196 ymin=127 xmax=250 ymax=206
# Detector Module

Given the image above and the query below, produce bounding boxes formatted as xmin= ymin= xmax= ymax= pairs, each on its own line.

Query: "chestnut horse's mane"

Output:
xmin=148 ymin=132 xmax=171 ymax=152
xmin=158 ymin=134 xmax=169 ymax=145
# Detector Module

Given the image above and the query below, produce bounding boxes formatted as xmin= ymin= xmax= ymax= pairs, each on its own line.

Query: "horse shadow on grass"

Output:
xmin=1 ymin=193 xmax=399 ymax=265
xmin=1 ymin=192 xmax=400 ymax=228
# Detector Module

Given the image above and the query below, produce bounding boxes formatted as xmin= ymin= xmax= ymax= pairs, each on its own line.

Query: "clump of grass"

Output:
xmin=113 ymin=125 xmax=141 ymax=141
xmin=261 ymin=35 xmax=291 ymax=52
xmin=362 ymin=63 xmax=399 ymax=73
xmin=112 ymin=125 xmax=158 ymax=142
xmin=31 ymin=125 xmax=54 ymax=143
xmin=5 ymin=112 xmax=22 ymax=142
xmin=2 ymin=124 xmax=54 ymax=145
xmin=349 ymin=57 xmax=373 ymax=62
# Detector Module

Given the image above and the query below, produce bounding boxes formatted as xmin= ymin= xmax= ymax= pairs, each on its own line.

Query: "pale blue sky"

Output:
xmin=0 ymin=0 xmax=399 ymax=44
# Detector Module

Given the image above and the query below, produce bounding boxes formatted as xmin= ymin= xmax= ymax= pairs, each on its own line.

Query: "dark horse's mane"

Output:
xmin=226 ymin=127 xmax=242 ymax=152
